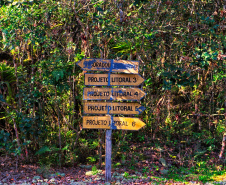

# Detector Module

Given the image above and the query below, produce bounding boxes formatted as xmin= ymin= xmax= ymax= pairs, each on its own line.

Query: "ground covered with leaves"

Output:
xmin=1 ymin=144 xmax=226 ymax=185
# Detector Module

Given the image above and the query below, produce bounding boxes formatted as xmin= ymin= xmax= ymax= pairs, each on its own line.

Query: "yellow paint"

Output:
xmin=83 ymin=116 xmax=111 ymax=129
xmin=113 ymin=117 xmax=145 ymax=130
xmin=83 ymin=87 xmax=146 ymax=101
xmin=84 ymin=102 xmax=142 ymax=114
xmin=83 ymin=116 xmax=145 ymax=130
xmin=84 ymin=74 xmax=144 ymax=86
xmin=113 ymin=60 xmax=139 ymax=74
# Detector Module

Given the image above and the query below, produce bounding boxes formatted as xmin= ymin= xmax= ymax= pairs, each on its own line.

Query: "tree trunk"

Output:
xmin=219 ymin=133 xmax=226 ymax=159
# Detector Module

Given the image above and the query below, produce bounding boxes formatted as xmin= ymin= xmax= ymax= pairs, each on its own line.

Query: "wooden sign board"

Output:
xmin=83 ymin=116 xmax=146 ymax=130
xmin=84 ymin=73 xmax=144 ymax=86
xmin=83 ymin=102 xmax=145 ymax=115
xmin=77 ymin=58 xmax=139 ymax=74
xmin=78 ymin=58 xmax=146 ymax=182
xmin=83 ymin=87 xmax=146 ymax=101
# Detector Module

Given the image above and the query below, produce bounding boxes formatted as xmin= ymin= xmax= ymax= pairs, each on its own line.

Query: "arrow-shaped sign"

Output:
xmin=83 ymin=116 xmax=146 ymax=130
xmin=84 ymin=73 xmax=144 ymax=86
xmin=77 ymin=58 xmax=139 ymax=74
xmin=83 ymin=87 xmax=146 ymax=101
xmin=83 ymin=102 xmax=145 ymax=115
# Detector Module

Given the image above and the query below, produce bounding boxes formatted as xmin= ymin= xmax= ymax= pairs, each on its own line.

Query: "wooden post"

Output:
xmin=105 ymin=70 xmax=112 ymax=182
xmin=77 ymin=58 xmax=146 ymax=183
xmin=105 ymin=128 xmax=112 ymax=181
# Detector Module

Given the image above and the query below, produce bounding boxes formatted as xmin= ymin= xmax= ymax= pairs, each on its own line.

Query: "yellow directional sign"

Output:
xmin=83 ymin=87 xmax=146 ymax=101
xmin=77 ymin=58 xmax=139 ymax=74
xmin=84 ymin=74 xmax=145 ymax=86
xmin=83 ymin=116 xmax=111 ymax=129
xmin=83 ymin=102 xmax=145 ymax=115
xmin=83 ymin=116 xmax=146 ymax=130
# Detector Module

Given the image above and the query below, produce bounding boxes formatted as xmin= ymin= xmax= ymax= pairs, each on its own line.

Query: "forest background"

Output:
xmin=0 ymin=0 xmax=225 ymax=183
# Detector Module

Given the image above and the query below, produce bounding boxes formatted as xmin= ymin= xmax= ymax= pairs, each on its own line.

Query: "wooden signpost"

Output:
xmin=84 ymin=73 xmax=145 ymax=86
xmin=83 ymin=102 xmax=145 ymax=115
xmin=77 ymin=58 xmax=139 ymax=74
xmin=83 ymin=87 xmax=146 ymax=101
xmin=77 ymin=58 xmax=146 ymax=182
xmin=83 ymin=116 xmax=146 ymax=130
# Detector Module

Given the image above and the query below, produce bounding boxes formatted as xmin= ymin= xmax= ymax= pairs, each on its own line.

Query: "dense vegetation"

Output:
xmin=0 ymin=0 xmax=225 ymax=180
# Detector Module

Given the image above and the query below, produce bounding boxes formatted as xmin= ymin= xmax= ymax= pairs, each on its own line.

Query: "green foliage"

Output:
xmin=0 ymin=0 xmax=225 ymax=172
xmin=0 ymin=63 xmax=16 ymax=103
xmin=0 ymin=130 xmax=11 ymax=150
xmin=35 ymin=146 xmax=52 ymax=155
xmin=87 ymin=156 xmax=97 ymax=164
xmin=123 ymin=172 xmax=129 ymax=179
xmin=91 ymin=165 xmax=99 ymax=175
xmin=165 ymin=163 xmax=226 ymax=183
xmin=142 ymin=166 xmax=149 ymax=174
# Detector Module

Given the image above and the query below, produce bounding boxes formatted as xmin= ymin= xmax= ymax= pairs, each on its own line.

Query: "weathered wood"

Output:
xmin=83 ymin=102 xmax=145 ymax=115
xmin=105 ymin=129 xmax=112 ymax=182
xmin=83 ymin=87 xmax=146 ymax=101
xmin=83 ymin=116 xmax=146 ymax=130
xmin=105 ymin=70 xmax=112 ymax=182
xmin=77 ymin=58 xmax=139 ymax=74
xmin=77 ymin=58 xmax=146 ymax=183
xmin=84 ymin=73 xmax=145 ymax=86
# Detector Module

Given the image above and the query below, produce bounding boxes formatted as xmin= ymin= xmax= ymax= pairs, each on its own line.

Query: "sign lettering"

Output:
xmin=77 ymin=58 xmax=139 ymax=74
xmin=85 ymin=74 xmax=144 ymax=86
xmin=83 ymin=116 xmax=146 ymax=130
xmin=84 ymin=102 xmax=145 ymax=115
xmin=83 ymin=88 xmax=146 ymax=101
